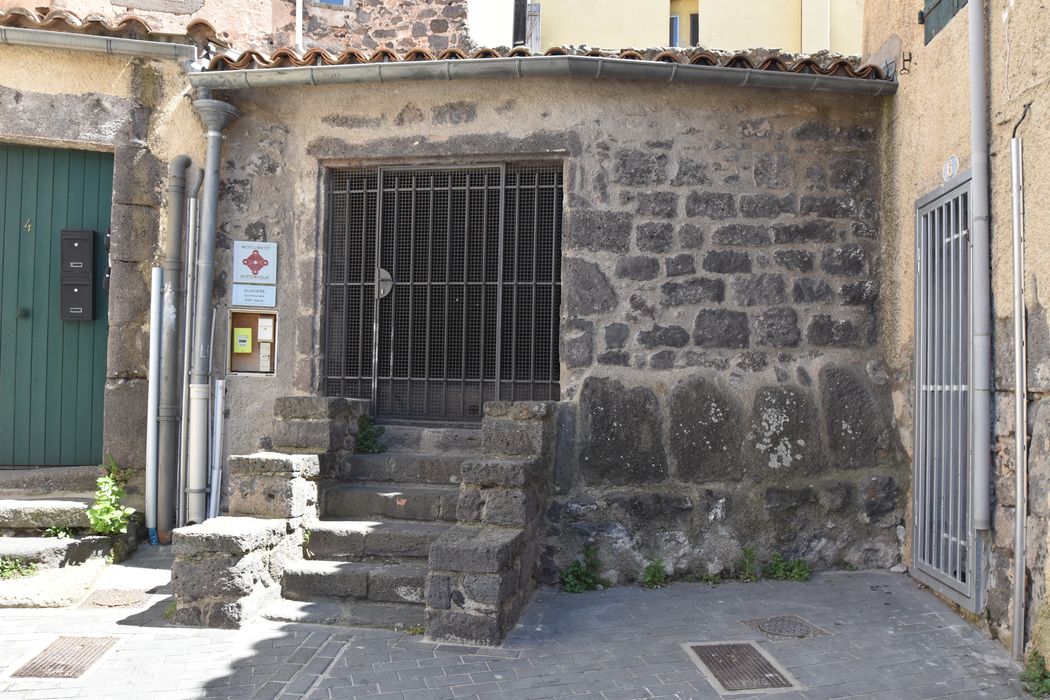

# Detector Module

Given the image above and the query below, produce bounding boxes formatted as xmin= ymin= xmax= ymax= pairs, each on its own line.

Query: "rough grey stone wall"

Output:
xmin=286 ymin=0 xmax=472 ymax=54
xmin=210 ymin=77 xmax=905 ymax=583
xmin=544 ymin=109 xmax=905 ymax=583
xmin=0 ymin=58 xmax=167 ymax=489
xmin=990 ymin=306 xmax=1050 ymax=647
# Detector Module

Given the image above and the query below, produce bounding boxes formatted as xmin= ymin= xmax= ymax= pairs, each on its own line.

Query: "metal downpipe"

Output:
xmin=1011 ymin=103 xmax=1032 ymax=662
xmin=186 ymin=98 xmax=240 ymax=525
xmin=969 ymin=0 xmax=992 ymax=534
xmin=157 ymin=155 xmax=191 ymax=542
xmin=144 ymin=267 xmax=163 ymax=544
xmin=178 ymin=170 xmax=203 ymax=528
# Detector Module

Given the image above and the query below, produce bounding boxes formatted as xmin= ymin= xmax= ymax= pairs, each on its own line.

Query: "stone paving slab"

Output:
xmin=0 ymin=547 xmax=1026 ymax=699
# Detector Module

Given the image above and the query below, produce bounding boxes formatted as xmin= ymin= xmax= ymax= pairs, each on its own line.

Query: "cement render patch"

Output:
xmin=0 ymin=547 xmax=1027 ymax=699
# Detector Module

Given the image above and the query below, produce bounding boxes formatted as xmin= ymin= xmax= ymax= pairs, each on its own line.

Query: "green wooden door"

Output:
xmin=0 ymin=145 xmax=113 ymax=466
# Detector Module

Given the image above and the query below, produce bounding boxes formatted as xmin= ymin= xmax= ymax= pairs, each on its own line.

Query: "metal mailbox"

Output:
xmin=60 ymin=281 xmax=93 ymax=321
xmin=60 ymin=229 xmax=94 ymax=277
xmin=59 ymin=229 xmax=95 ymax=321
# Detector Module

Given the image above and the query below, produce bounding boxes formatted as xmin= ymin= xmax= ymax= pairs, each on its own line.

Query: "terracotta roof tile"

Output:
xmin=204 ymin=45 xmax=889 ymax=82
xmin=0 ymin=6 xmax=228 ymax=49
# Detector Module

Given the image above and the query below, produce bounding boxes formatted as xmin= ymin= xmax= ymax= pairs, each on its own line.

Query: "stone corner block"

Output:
xmin=428 ymin=525 xmax=525 ymax=574
xmin=172 ymin=517 xmax=287 ymax=558
xmin=227 ymin=473 xmax=316 ymax=519
xmin=227 ymin=452 xmax=320 ymax=480
xmin=483 ymin=401 xmax=555 ymax=420
xmin=272 ymin=418 xmax=349 ymax=453
xmin=273 ymin=396 xmax=361 ymax=421
xmin=460 ymin=458 xmax=544 ymax=488
xmin=425 ymin=608 xmax=506 ymax=646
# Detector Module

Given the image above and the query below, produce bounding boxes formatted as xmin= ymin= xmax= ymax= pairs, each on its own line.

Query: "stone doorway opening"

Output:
xmin=323 ymin=163 xmax=563 ymax=423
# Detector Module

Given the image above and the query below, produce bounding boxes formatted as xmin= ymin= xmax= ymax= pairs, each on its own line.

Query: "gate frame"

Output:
xmin=320 ymin=159 xmax=565 ymax=424
xmin=911 ymin=172 xmax=983 ymax=613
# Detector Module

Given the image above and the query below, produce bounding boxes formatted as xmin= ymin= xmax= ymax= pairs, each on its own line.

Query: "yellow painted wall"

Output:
xmin=536 ymin=0 xmax=669 ymax=50
xmin=829 ymin=0 xmax=864 ymax=54
xmin=698 ymin=0 xmax=803 ymax=52
xmin=692 ymin=0 xmax=862 ymax=54
xmin=670 ymin=0 xmax=698 ymax=46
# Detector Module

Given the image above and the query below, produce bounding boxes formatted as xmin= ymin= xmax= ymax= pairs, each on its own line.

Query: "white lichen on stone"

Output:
xmin=708 ymin=497 xmax=727 ymax=522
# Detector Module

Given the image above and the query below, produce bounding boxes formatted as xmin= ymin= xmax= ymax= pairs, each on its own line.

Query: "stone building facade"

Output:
xmin=1 ymin=0 xmax=914 ymax=644
xmin=197 ymin=71 xmax=904 ymax=582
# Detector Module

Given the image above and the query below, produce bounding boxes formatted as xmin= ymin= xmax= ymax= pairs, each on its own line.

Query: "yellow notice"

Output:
xmin=233 ymin=327 xmax=253 ymax=354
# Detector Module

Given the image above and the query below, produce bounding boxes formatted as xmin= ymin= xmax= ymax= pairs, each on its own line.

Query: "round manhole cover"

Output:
xmin=84 ymin=589 xmax=146 ymax=608
xmin=756 ymin=616 xmax=817 ymax=638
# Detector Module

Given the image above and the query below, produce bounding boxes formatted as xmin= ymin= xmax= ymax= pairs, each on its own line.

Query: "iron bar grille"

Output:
xmin=324 ymin=164 xmax=563 ymax=422
xmin=913 ymin=179 xmax=973 ymax=602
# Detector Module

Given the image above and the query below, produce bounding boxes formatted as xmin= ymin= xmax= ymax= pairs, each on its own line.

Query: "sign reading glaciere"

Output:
xmin=232 ymin=240 xmax=277 ymax=307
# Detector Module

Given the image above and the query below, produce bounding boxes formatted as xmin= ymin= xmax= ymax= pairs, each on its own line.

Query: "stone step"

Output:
xmin=0 ymin=536 xmax=111 ymax=569
xmin=0 ymin=468 xmax=98 ymax=500
xmin=341 ymin=453 xmax=468 ymax=485
xmin=282 ymin=560 xmax=427 ymax=605
xmin=0 ymin=499 xmax=91 ymax=530
xmin=261 ymin=598 xmax=424 ymax=630
xmin=306 ymin=520 xmax=450 ymax=560
xmin=380 ymin=425 xmax=481 ymax=453
xmin=321 ymin=482 xmax=460 ymax=522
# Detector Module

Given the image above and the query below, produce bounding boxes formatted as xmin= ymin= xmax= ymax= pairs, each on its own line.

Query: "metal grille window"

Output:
xmin=913 ymin=177 xmax=976 ymax=609
xmin=324 ymin=164 xmax=562 ymax=423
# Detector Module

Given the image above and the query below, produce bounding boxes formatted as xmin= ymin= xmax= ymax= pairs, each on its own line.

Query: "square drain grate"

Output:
xmin=12 ymin=636 xmax=118 ymax=678
xmin=741 ymin=614 xmax=828 ymax=641
xmin=683 ymin=641 xmax=804 ymax=695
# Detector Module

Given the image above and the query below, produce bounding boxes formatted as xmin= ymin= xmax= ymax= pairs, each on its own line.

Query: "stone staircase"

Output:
xmin=173 ymin=397 xmax=554 ymax=642
xmin=261 ymin=424 xmax=482 ymax=630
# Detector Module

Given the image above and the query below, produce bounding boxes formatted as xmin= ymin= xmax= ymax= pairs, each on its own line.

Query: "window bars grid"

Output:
xmin=913 ymin=180 xmax=974 ymax=604
xmin=324 ymin=164 xmax=562 ymax=422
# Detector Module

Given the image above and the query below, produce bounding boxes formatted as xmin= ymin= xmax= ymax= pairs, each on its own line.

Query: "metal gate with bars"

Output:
xmin=913 ymin=176 xmax=977 ymax=608
xmin=324 ymin=164 xmax=562 ymax=423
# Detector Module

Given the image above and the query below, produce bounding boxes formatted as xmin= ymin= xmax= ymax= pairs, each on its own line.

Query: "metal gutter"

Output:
xmin=0 ymin=25 xmax=197 ymax=60
xmin=188 ymin=55 xmax=897 ymax=96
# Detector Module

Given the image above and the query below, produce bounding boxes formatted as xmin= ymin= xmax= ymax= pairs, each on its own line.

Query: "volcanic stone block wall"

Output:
xmin=206 ymin=76 xmax=905 ymax=585
xmin=548 ymin=116 xmax=907 ymax=583
xmin=298 ymin=0 xmax=472 ymax=54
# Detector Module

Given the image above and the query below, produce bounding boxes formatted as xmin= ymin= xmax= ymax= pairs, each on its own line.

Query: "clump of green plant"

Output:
xmin=101 ymin=453 xmax=134 ymax=487
xmin=87 ymin=473 xmax=136 ymax=535
xmin=560 ymin=544 xmax=610 ymax=593
xmin=0 ymin=557 xmax=37 ymax=579
xmin=1023 ymin=650 xmax=1050 ymax=696
xmin=737 ymin=547 xmax=760 ymax=582
xmin=405 ymin=625 xmax=425 ymax=636
xmin=355 ymin=415 xmax=387 ymax=454
xmin=763 ymin=552 xmax=811 ymax=582
xmin=163 ymin=602 xmax=178 ymax=621
xmin=682 ymin=571 xmax=722 ymax=585
xmin=643 ymin=559 xmax=668 ymax=589
xmin=43 ymin=526 xmax=76 ymax=539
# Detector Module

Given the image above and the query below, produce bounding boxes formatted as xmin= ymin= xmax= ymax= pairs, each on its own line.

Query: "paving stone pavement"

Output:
xmin=0 ymin=546 xmax=1026 ymax=699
